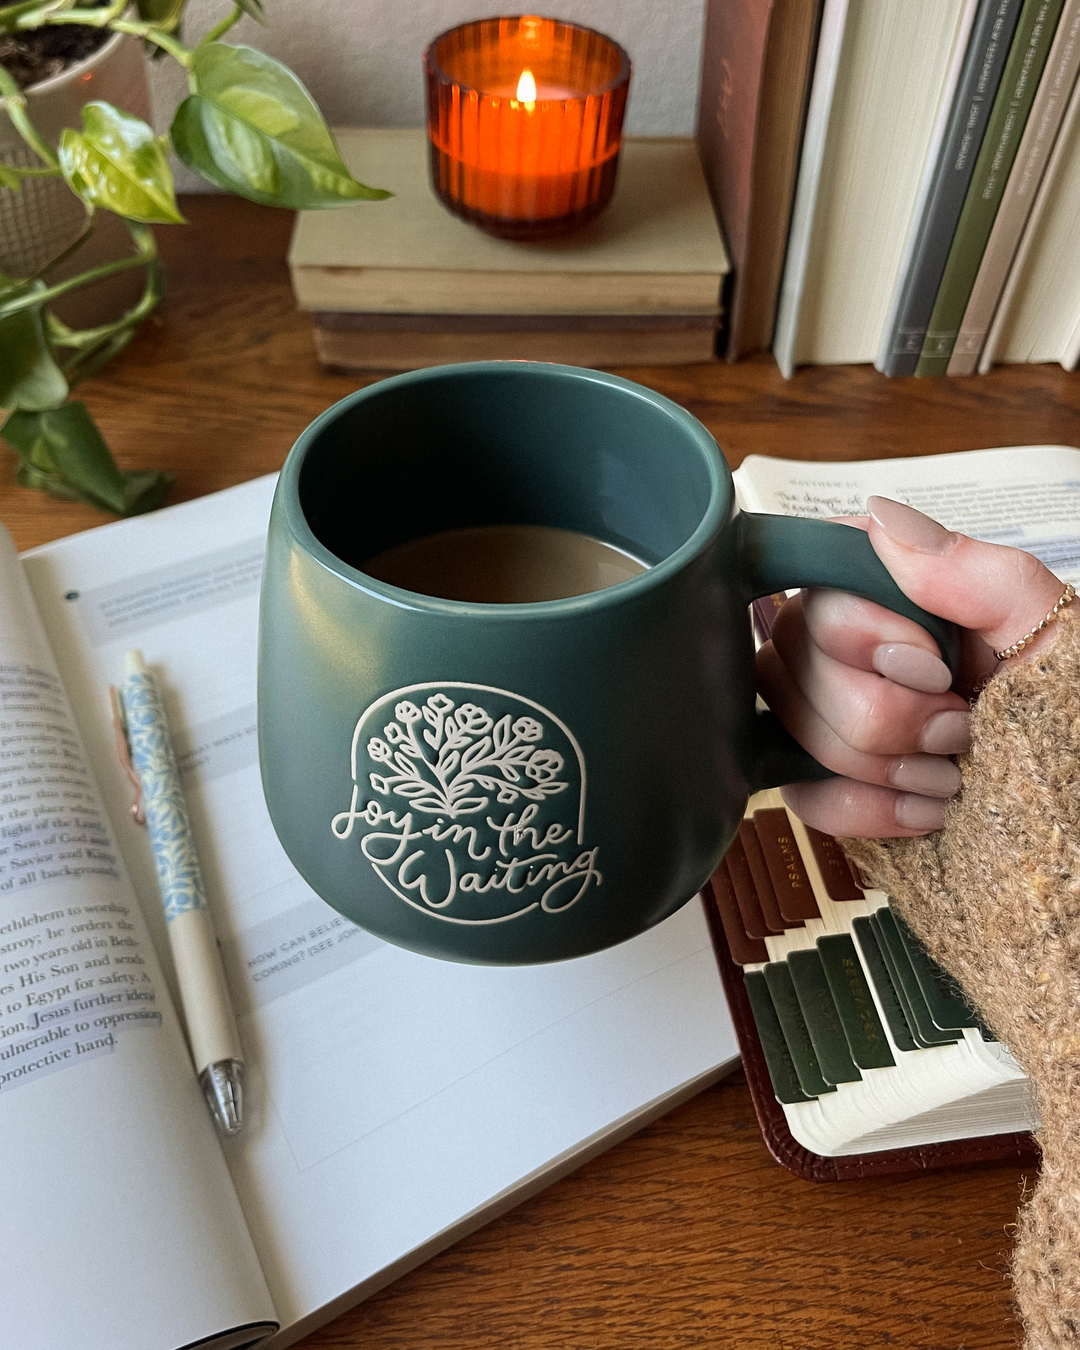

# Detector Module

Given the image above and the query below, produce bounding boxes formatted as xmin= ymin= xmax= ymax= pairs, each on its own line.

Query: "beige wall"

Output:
xmin=151 ymin=0 xmax=707 ymax=192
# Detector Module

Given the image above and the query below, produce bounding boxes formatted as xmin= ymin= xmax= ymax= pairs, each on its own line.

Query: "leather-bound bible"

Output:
xmin=704 ymin=790 xmax=1039 ymax=1181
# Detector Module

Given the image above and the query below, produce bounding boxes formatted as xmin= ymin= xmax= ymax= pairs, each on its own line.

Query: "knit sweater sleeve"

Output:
xmin=842 ymin=608 xmax=1080 ymax=1350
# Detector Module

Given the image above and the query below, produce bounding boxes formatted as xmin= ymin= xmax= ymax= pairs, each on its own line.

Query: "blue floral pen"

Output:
xmin=118 ymin=649 xmax=244 ymax=1136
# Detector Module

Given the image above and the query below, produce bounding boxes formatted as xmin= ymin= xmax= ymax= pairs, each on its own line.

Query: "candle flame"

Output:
xmin=515 ymin=68 xmax=537 ymax=104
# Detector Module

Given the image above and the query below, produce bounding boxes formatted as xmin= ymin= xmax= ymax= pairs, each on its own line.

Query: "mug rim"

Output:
xmin=279 ymin=362 xmax=732 ymax=619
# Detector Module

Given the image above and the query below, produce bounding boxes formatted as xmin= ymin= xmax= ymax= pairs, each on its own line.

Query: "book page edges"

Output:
xmin=291 ymin=268 xmax=723 ymax=315
xmin=260 ymin=1058 xmax=735 ymax=1350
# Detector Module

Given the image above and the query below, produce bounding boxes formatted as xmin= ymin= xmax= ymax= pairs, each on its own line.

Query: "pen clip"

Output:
xmin=110 ymin=685 xmax=146 ymax=826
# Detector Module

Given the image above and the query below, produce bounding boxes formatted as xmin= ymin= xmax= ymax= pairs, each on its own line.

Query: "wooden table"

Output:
xmin=4 ymin=196 xmax=1078 ymax=1350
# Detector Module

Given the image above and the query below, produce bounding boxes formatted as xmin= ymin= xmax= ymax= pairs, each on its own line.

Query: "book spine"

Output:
xmin=916 ymin=0 xmax=1067 ymax=375
xmin=949 ymin=0 xmax=1080 ymax=373
xmin=694 ymin=0 xmax=776 ymax=362
xmin=978 ymin=69 xmax=1080 ymax=367
xmin=772 ymin=0 xmax=851 ymax=379
xmin=736 ymin=0 xmax=825 ymax=359
xmin=879 ymin=0 xmax=1022 ymax=376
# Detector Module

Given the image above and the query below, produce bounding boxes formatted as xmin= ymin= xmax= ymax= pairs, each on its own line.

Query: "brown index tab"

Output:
xmin=725 ymin=832 xmax=783 ymax=938
xmin=738 ymin=818 xmax=789 ymax=931
xmin=804 ymin=826 xmax=864 ymax=902
xmin=707 ymin=862 xmax=768 ymax=966
xmin=753 ymin=808 xmax=819 ymax=923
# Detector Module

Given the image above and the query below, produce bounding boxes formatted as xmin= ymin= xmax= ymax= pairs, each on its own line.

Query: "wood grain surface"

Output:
xmin=3 ymin=196 xmax=1077 ymax=1349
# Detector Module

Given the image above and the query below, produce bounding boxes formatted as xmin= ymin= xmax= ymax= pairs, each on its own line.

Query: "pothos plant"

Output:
xmin=0 ymin=0 xmax=387 ymax=515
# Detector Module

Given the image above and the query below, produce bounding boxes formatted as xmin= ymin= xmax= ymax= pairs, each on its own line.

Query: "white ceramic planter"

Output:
xmin=0 ymin=29 xmax=150 ymax=279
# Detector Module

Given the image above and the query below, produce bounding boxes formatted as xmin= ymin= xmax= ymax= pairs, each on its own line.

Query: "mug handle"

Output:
xmin=737 ymin=513 xmax=962 ymax=794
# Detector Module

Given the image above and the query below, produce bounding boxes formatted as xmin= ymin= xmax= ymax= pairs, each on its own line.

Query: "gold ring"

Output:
xmin=993 ymin=583 xmax=1075 ymax=661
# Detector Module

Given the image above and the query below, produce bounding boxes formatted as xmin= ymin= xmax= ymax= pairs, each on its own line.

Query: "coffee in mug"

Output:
xmin=363 ymin=524 xmax=648 ymax=603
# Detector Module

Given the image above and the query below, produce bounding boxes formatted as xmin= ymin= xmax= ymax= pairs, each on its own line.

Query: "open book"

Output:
xmin=0 ymin=476 xmax=739 ymax=1350
xmin=726 ymin=443 xmax=1080 ymax=1160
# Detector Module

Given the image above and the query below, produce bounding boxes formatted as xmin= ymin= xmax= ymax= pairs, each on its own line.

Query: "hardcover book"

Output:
xmin=288 ymin=131 xmax=729 ymax=318
xmin=694 ymin=0 xmax=823 ymax=360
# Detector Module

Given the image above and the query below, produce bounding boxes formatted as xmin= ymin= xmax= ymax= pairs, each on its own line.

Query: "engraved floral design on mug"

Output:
xmin=331 ymin=684 xmax=601 ymax=925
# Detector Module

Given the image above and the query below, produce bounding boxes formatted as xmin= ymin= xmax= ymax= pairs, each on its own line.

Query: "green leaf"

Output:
xmin=236 ymin=0 xmax=266 ymax=23
xmin=0 ymin=274 xmax=68 ymax=411
xmin=0 ymin=163 xmax=22 ymax=190
xmin=1 ymin=402 xmax=173 ymax=516
xmin=170 ymin=44 xmax=391 ymax=209
xmin=59 ymin=102 xmax=185 ymax=225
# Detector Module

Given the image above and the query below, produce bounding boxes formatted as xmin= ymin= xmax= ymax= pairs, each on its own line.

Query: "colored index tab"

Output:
xmin=890 ymin=906 xmax=979 ymax=1032
xmin=803 ymin=826 xmax=864 ymax=901
xmin=725 ymin=832 xmax=783 ymax=938
xmin=753 ymin=807 xmax=820 ymax=923
xmin=763 ymin=962 xmax=836 ymax=1097
xmin=787 ymin=949 xmax=863 ymax=1085
xmin=852 ymin=917 xmax=919 ymax=1053
xmin=870 ymin=909 xmax=960 ymax=1047
xmin=817 ymin=934 xmax=895 ymax=1069
xmin=744 ymin=971 xmax=815 ymax=1105
xmin=708 ymin=862 xmax=768 ymax=966
xmin=738 ymin=818 xmax=788 ymax=931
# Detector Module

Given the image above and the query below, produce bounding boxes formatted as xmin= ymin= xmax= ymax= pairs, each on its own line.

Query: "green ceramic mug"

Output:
xmin=258 ymin=363 xmax=957 ymax=965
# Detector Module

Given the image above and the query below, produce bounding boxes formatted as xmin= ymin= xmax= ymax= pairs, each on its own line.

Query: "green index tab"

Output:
xmin=890 ymin=906 xmax=980 ymax=1032
xmin=763 ymin=962 xmax=837 ymax=1097
xmin=817 ymin=934 xmax=895 ymax=1069
xmin=852 ymin=916 xmax=919 ymax=1053
xmin=787 ymin=949 xmax=863 ymax=1084
xmin=870 ymin=909 xmax=961 ymax=1046
xmin=743 ymin=971 xmax=815 ymax=1104
xmin=917 ymin=0 xmax=1066 ymax=374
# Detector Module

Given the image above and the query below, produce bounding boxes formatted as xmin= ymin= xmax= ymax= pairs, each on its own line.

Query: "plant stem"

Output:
xmin=4 ymin=164 xmax=62 ymax=178
xmin=107 ymin=16 xmax=192 ymax=63
xmin=0 ymin=222 xmax=156 ymax=320
xmin=201 ymin=3 xmax=243 ymax=44
xmin=0 ymin=64 xmax=60 ymax=169
xmin=18 ymin=0 xmax=125 ymax=26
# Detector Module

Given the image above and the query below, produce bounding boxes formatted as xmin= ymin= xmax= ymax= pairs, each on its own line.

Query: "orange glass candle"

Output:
xmin=424 ymin=15 xmax=631 ymax=241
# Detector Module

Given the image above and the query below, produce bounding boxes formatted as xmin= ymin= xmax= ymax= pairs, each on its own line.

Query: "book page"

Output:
xmin=734 ymin=445 xmax=1080 ymax=584
xmin=0 ymin=530 xmax=276 ymax=1350
xmin=21 ymin=477 xmax=739 ymax=1340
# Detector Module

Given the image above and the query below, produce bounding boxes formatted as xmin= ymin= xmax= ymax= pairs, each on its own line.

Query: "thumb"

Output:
xmin=866 ymin=497 xmax=1067 ymax=657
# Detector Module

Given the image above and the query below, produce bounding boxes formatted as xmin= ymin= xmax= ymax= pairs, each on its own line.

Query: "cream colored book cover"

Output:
xmin=288 ymin=130 xmax=729 ymax=315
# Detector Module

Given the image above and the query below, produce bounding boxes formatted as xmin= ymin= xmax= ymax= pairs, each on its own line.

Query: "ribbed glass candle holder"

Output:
xmin=424 ymin=15 xmax=631 ymax=241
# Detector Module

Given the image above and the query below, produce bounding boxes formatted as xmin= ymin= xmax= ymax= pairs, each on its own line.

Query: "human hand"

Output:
xmin=758 ymin=496 xmax=1068 ymax=837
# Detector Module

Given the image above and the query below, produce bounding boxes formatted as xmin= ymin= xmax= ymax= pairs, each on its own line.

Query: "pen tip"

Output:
xmin=200 ymin=1059 xmax=244 ymax=1136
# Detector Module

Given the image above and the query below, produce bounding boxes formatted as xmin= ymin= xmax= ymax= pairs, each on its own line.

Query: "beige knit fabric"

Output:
xmin=842 ymin=608 xmax=1080 ymax=1348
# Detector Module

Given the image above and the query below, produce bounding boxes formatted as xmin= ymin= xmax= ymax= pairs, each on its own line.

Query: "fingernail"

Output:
xmin=894 ymin=793 xmax=947 ymax=831
xmin=873 ymin=642 xmax=952 ymax=693
xmin=887 ymin=755 xmax=962 ymax=798
xmin=868 ymin=497 xmax=956 ymax=555
xmin=919 ymin=709 xmax=972 ymax=755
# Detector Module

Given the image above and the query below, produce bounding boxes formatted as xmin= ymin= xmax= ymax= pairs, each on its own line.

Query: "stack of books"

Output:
xmin=696 ymin=0 xmax=1080 ymax=376
xmin=288 ymin=130 xmax=730 ymax=372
